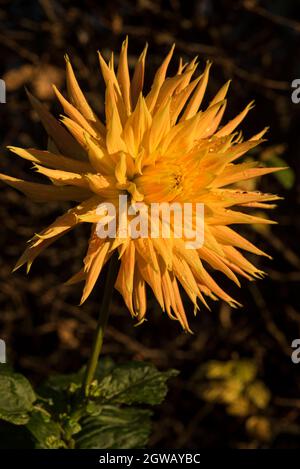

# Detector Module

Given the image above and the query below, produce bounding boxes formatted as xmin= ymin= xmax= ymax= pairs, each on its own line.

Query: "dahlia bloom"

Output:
xmin=0 ymin=39 xmax=283 ymax=331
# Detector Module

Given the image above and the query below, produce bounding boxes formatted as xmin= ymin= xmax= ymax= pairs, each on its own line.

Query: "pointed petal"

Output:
xmin=65 ymin=55 xmax=103 ymax=128
xmin=53 ymin=85 xmax=101 ymax=138
xmin=7 ymin=146 xmax=92 ymax=173
xmin=181 ymin=60 xmax=212 ymax=120
xmin=132 ymin=268 xmax=147 ymax=321
xmin=130 ymin=43 xmax=148 ymax=108
xmin=115 ymin=240 xmax=135 ymax=314
xmin=117 ymin=37 xmax=131 ymax=115
xmin=33 ymin=164 xmax=89 ymax=188
xmin=215 ymin=101 xmax=254 ymax=137
xmin=146 ymin=44 xmax=175 ymax=112
xmin=80 ymin=240 xmax=111 ymax=304
xmin=27 ymin=90 xmax=85 ymax=160
xmin=0 ymin=173 xmax=90 ymax=202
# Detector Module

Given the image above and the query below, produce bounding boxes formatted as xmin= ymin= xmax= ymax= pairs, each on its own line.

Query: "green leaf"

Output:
xmin=43 ymin=357 xmax=115 ymax=392
xmin=76 ymin=405 xmax=152 ymax=449
xmin=93 ymin=361 xmax=178 ymax=406
xmin=0 ymin=369 xmax=36 ymax=424
xmin=43 ymin=359 xmax=178 ymax=406
xmin=26 ymin=409 xmax=66 ymax=449
xmin=274 ymin=167 xmax=295 ymax=189
xmin=266 ymin=154 xmax=295 ymax=189
xmin=43 ymin=371 xmax=83 ymax=392
xmin=40 ymin=359 xmax=178 ymax=449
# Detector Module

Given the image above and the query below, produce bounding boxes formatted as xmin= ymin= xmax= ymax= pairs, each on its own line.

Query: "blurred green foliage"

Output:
xmin=194 ymin=359 xmax=272 ymax=442
xmin=0 ymin=359 xmax=177 ymax=449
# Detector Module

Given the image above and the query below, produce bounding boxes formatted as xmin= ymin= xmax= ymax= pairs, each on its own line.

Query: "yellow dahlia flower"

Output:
xmin=0 ymin=39 xmax=283 ymax=331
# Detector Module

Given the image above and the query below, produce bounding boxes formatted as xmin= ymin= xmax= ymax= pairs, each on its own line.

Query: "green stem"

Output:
xmin=81 ymin=253 xmax=119 ymax=397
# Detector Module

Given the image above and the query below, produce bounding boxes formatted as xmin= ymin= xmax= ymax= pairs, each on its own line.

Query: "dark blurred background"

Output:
xmin=0 ymin=0 xmax=300 ymax=448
